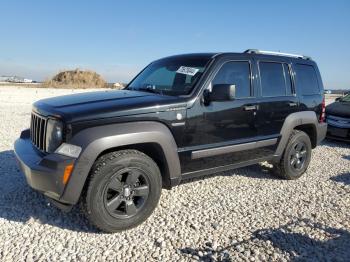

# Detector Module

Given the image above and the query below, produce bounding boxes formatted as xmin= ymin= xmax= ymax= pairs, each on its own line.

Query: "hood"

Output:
xmin=33 ymin=90 xmax=185 ymax=122
xmin=326 ymin=101 xmax=350 ymax=118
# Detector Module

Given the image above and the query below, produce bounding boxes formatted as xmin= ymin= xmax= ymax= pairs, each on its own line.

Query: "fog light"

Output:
xmin=63 ymin=164 xmax=74 ymax=185
xmin=55 ymin=143 xmax=82 ymax=158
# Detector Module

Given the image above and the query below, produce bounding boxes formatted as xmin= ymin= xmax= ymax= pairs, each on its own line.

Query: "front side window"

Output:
xmin=259 ymin=62 xmax=292 ymax=97
xmin=128 ymin=57 xmax=211 ymax=96
xmin=212 ymin=61 xmax=251 ymax=98
xmin=295 ymin=64 xmax=320 ymax=95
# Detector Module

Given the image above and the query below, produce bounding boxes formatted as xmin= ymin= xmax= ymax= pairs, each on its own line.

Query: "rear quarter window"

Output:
xmin=295 ymin=64 xmax=320 ymax=95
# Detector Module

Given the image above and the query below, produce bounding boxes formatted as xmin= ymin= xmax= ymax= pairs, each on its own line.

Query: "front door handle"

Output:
xmin=244 ymin=105 xmax=257 ymax=111
xmin=289 ymin=102 xmax=297 ymax=107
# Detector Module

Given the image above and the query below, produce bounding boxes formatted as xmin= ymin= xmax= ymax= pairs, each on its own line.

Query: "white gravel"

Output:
xmin=0 ymin=86 xmax=349 ymax=261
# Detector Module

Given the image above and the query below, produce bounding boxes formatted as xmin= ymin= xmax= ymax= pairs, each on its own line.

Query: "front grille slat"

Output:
xmin=35 ymin=117 xmax=40 ymax=147
xmin=33 ymin=115 xmax=37 ymax=145
xmin=43 ymin=120 xmax=47 ymax=150
xmin=40 ymin=117 xmax=46 ymax=149
xmin=33 ymin=115 xmax=37 ymax=146
xmin=30 ymin=112 xmax=48 ymax=151
xmin=30 ymin=114 xmax=33 ymax=141
xmin=38 ymin=118 xmax=43 ymax=149
xmin=35 ymin=116 xmax=39 ymax=146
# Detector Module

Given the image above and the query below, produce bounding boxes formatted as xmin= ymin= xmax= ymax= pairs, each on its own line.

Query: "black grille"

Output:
xmin=30 ymin=112 xmax=48 ymax=151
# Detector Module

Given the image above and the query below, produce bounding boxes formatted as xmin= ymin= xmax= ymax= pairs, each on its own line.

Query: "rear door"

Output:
xmin=255 ymin=59 xmax=300 ymax=138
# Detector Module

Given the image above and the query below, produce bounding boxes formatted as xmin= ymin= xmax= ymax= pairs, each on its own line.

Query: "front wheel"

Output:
xmin=82 ymin=150 xmax=162 ymax=233
xmin=274 ymin=130 xmax=312 ymax=180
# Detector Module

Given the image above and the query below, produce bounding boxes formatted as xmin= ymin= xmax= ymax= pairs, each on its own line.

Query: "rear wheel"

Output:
xmin=82 ymin=150 xmax=162 ymax=233
xmin=274 ymin=130 xmax=312 ymax=180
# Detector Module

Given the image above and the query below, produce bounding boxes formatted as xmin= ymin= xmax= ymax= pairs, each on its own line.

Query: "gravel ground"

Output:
xmin=0 ymin=87 xmax=349 ymax=261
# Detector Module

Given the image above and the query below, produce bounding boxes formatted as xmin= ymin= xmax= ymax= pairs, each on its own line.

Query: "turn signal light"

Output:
xmin=63 ymin=164 xmax=74 ymax=185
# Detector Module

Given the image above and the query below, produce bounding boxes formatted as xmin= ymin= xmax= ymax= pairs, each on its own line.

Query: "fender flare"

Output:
xmin=60 ymin=121 xmax=181 ymax=204
xmin=274 ymin=111 xmax=324 ymax=158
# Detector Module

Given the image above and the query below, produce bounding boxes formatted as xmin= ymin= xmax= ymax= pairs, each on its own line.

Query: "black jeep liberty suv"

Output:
xmin=15 ymin=49 xmax=327 ymax=232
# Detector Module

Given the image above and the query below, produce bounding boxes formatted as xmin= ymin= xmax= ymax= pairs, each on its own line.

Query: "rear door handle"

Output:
xmin=289 ymin=102 xmax=297 ymax=107
xmin=244 ymin=105 xmax=257 ymax=111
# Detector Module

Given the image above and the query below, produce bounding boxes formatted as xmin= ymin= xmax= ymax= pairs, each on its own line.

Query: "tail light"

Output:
xmin=319 ymin=97 xmax=326 ymax=123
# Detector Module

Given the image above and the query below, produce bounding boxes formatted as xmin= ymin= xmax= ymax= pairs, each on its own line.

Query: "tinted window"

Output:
xmin=339 ymin=94 xmax=350 ymax=102
xmin=145 ymin=67 xmax=175 ymax=88
xmin=260 ymin=62 xmax=288 ymax=97
xmin=295 ymin=64 xmax=320 ymax=95
xmin=128 ymin=57 xmax=210 ymax=96
xmin=283 ymin=64 xmax=293 ymax=95
xmin=212 ymin=61 xmax=251 ymax=98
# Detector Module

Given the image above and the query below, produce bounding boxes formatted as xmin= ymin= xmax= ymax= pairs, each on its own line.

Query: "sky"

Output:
xmin=0 ymin=0 xmax=349 ymax=89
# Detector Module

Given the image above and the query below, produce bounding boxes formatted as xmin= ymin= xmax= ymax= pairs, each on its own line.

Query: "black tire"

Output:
xmin=274 ymin=130 xmax=312 ymax=180
xmin=82 ymin=150 xmax=162 ymax=233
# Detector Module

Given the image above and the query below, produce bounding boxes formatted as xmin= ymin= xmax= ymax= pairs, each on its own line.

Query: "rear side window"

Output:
xmin=259 ymin=62 xmax=293 ymax=97
xmin=295 ymin=64 xmax=320 ymax=95
xmin=283 ymin=64 xmax=293 ymax=96
xmin=212 ymin=61 xmax=251 ymax=98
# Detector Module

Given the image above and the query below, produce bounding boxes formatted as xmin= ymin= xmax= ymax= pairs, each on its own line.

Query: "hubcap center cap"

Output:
xmin=123 ymin=187 xmax=131 ymax=197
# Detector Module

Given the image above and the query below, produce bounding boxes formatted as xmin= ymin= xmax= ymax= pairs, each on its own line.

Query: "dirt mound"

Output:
xmin=43 ymin=69 xmax=107 ymax=88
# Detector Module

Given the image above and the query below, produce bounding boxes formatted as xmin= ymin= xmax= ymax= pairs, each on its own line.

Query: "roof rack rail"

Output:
xmin=244 ymin=49 xmax=311 ymax=60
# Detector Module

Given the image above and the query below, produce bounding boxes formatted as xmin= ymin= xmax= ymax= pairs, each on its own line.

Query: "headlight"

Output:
xmin=46 ymin=118 xmax=63 ymax=152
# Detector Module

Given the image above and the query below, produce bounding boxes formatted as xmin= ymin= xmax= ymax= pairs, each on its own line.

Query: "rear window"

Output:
xmin=295 ymin=64 xmax=320 ymax=95
xmin=259 ymin=62 xmax=293 ymax=97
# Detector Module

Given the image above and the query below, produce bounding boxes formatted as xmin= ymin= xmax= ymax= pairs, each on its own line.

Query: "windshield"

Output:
xmin=339 ymin=94 xmax=350 ymax=102
xmin=127 ymin=56 xmax=211 ymax=96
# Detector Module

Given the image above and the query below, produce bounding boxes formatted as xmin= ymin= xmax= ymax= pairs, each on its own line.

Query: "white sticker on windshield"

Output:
xmin=176 ymin=66 xmax=199 ymax=76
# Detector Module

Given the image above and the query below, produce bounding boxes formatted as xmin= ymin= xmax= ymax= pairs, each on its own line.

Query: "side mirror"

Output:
xmin=208 ymin=84 xmax=236 ymax=102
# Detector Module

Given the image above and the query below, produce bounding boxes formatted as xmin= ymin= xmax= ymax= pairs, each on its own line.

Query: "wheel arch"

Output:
xmin=274 ymin=111 xmax=320 ymax=158
xmin=294 ymin=124 xmax=317 ymax=148
xmin=96 ymin=142 xmax=172 ymax=189
xmin=60 ymin=121 xmax=181 ymax=205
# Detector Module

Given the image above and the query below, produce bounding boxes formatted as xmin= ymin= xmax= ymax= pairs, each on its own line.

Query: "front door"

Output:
xmin=180 ymin=58 xmax=262 ymax=174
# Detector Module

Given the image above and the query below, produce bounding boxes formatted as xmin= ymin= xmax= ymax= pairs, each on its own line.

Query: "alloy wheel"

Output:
xmin=103 ymin=168 xmax=150 ymax=219
xmin=289 ymin=141 xmax=307 ymax=171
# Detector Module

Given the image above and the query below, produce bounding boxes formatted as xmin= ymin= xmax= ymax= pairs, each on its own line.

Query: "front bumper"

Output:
xmin=14 ymin=129 xmax=76 ymax=207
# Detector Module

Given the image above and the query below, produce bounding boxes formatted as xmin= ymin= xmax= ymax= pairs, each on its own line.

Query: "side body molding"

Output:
xmin=274 ymin=111 xmax=324 ymax=158
xmin=61 ymin=121 xmax=181 ymax=204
